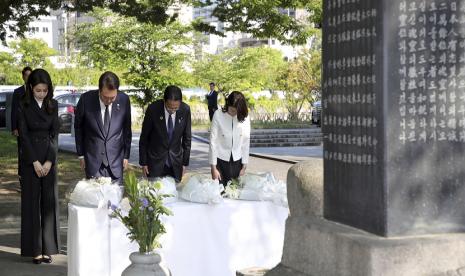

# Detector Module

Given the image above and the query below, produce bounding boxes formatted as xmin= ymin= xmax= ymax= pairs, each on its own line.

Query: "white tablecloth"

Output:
xmin=67 ymin=199 xmax=288 ymax=276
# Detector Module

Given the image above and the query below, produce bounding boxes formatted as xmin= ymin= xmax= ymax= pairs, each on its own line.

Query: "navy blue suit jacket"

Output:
xmin=139 ymin=99 xmax=191 ymax=181
xmin=206 ymin=90 xmax=218 ymax=109
xmin=74 ymin=90 xmax=132 ymax=179
xmin=11 ymin=85 xmax=25 ymax=131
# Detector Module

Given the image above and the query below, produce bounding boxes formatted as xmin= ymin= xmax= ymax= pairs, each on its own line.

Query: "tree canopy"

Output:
xmin=279 ymin=35 xmax=321 ymax=119
xmin=74 ymin=8 xmax=193 ymax=109
xmin=1 ymin=0 xmax=321 ymax=45
xmin=193 ymin=46 xmax=286 ymax=94
xmin=9 ymin=38 xmax=57 ymax=67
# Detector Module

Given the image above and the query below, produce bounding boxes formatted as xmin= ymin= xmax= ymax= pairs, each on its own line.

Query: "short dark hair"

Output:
xmin=98 ymin=71 xmax=120 ymax=91
xmin=222 ymin=91 xmax=248 ymax=122
xmin=209 ymin=82 xmax=215 ymax=86
xmin=22 ymin=66 xmax=32 ymax=76
xmin=163 ymin=85 xmax=182 ymax=101
xmin=23 ymin=68 xmax=55 ymax=114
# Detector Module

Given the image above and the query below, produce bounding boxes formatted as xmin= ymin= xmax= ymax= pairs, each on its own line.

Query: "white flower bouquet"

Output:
xmin=180 ymin=174 xmax=224 ymax=204
xmin=69 ymin=177 xmax=122 ymax=208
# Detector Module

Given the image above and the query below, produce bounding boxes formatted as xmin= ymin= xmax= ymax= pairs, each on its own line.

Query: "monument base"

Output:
xmin=267 ymin=216 xmax=465 ymax=276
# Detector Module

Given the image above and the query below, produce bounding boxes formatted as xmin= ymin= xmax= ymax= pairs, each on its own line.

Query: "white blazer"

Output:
xmin=209 ymin=110 xmax=251 ymax=165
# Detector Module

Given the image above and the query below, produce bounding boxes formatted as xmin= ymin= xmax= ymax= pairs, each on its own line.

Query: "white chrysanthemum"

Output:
xmin=119 ymin=197 xmax=131 ymax=213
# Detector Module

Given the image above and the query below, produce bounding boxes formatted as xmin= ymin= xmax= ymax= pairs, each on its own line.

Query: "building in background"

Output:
xmin=192 ymin=5 xmax=312 ymax=60
xmin=1 ymin=4 xmax=311 ymax=67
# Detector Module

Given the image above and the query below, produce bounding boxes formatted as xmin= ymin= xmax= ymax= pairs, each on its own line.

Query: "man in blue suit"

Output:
xmin=74 ymin=71 xmax=132 ymax=183
xmin=11 ymin=66 xmax=32 ymax=176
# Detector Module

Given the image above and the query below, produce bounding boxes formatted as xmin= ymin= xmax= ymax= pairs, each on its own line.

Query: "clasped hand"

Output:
xmin=33 ymin=160 xmax=52 ymax=178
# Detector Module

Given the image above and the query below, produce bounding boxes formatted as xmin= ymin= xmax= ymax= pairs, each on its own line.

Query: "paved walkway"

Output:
xmin=58 ymin=132 xmax=322 ymax=181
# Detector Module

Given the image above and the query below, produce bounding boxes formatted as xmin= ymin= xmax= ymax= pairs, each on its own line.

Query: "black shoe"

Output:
xmin=42 ymin=255 xmax=52 ymax=264
xmin=32 ymin=258 xmax=42 ymax=264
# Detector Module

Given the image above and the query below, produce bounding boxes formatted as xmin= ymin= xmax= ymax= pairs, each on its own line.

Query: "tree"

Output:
xmin=0 ymin=51 xmax=21 ymax=84
xmin=197 ymin=0 xmax=322 ymax=44
xmin=279 ymin=36 xmax=321 ymax=120
xmin=0 ymin=0 xmax=62 ymax=43
xmin=1 ymin=0 xmax=322 ymax=45
xmin=193 ymin=46 xmax=286 ymax=95
xmin=10 ymin=38 xmax=57 ymax=68
xmin=74 ymin=9 xmax=194 ymax=109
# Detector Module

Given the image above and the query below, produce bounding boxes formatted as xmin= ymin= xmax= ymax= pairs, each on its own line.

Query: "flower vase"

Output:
xmin=121 ymin=252 xmax=170 ymax=276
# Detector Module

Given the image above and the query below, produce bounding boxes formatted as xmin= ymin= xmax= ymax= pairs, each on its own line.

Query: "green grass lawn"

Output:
xmin=0 ymin=130 xmax=83 ymax=197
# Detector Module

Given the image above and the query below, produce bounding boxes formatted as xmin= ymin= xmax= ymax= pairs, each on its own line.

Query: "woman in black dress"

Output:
xmin=18 ymin=69 xmax=60 ymax=264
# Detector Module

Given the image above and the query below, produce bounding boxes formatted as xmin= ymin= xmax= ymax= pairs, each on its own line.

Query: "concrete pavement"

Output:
xmin=58 ymin=132 xmax=323 ymax=181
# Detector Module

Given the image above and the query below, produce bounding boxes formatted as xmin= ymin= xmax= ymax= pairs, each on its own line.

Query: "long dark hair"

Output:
xmin=22 ymin=68 xmax=55 ymax=114
xmin=222 ymin=91 xmax=248 ymax=122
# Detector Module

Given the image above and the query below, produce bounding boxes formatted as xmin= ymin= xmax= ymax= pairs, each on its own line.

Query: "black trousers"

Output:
xmin=216 ymin=156 xmax=243 ymax=186
xmin=148 ymin=165 xmax=175 ymax=180
xmin=17 ymin=137 xmax=21 ymax=176
xmin=21 ymin=164 xmax=60 ymax=257
xmin=208 ymin=107 xmax=217 ymax=121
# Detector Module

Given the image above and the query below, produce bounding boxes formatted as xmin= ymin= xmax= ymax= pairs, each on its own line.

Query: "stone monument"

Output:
xmin=267 ymin=0 xmax=465 ymax=275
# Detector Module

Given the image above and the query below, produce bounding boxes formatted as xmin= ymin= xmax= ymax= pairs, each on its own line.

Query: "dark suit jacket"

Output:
xmin=206 ymin=90 xmax=218 ymax=109
xmin=11 ymin=85 xmax=25 ymax=131
xmin=18 ymin=99 xmax=60 ymax=257
xmin=74 ymin=90 xmax=132 ymax=179
xmin=18 ymin=99 xmax=59 ymax=165
xmin=139 ymin=99 xmax=191 ymax=181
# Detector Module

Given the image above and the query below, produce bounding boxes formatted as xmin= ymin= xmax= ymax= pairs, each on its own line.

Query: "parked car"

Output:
xmin=311 ymin=100 xmax=321 ymax=126
xmin=54 ymin=93 xmax=81 ymax=133
xmin=0 ymin=91 xmax=13 ymax=128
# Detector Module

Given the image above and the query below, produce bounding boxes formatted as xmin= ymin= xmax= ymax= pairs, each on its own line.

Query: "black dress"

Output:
xmin=18 ymin=99 xmax=60 ymax=257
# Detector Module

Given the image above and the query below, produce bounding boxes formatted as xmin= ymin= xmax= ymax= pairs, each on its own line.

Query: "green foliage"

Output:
xmin=0 ymin=0 xmax=62 ymax=43
xmin=279 ymin=35 xmax=322 ymax=119
xmin=110 ymin=171 xmax=173 ymax=253
xmin=0 ymin=52 xmax=22 ymax=84
xmin=193 ymin=46 xmax=286 ymax=95
xmin=254 ymin=96 xmax=285 ymax=113
xmin=45 ymin=66 xmax=103 ymax=87
xmin=2 ymin=0 xmax=322 ymax=45
xmin=204 ymin=0 xmax=321 ymax=44
xmin=74 ymin=9 xmax=193 ymax=109
xmin=9 ymin=38 xmax=57 ymax=68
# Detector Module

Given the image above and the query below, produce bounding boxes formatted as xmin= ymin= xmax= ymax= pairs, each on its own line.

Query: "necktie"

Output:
xmin=103 ymin=104 xmax=110 ymax=137
xmin=102 ymin=105 xmax=110 ymax=166
xmin=167 ymin=113 xmax=174 ymax=142
xmin=166 ymin=114 xmax=174 ymax=168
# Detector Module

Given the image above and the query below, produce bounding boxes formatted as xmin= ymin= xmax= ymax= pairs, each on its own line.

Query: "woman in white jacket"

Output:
xmin=209 ymin=91 xmax=251 ymax=186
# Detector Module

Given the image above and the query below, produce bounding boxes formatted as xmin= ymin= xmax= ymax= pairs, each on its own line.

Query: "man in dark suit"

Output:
xmin=139 ymin=85 xmax=192 ymax=181
xmin=11 ymin=66 xmax=32 ymax=176
xmin=74 ymin=71 xmax=132 ymax=183
xmin=206 ymin=82 xmax=218 ymax=121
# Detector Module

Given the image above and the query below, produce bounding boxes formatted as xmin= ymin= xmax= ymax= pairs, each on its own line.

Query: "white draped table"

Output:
xmin=67 ymin=199 xmax=288 ymax=276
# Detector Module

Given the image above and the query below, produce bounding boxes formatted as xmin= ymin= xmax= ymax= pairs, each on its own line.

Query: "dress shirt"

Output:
xmin=35 ymin=98 xmax=43 ymax=108
xmin=99 ymin=97 xmax=112 ymax=122
xmin=209 ymin=110 xmax=250 ymax=166
xmin=79 ymin=97 xmax=112 ymax=160
xmin=164 ymin=107 xmax=176 ymax=129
